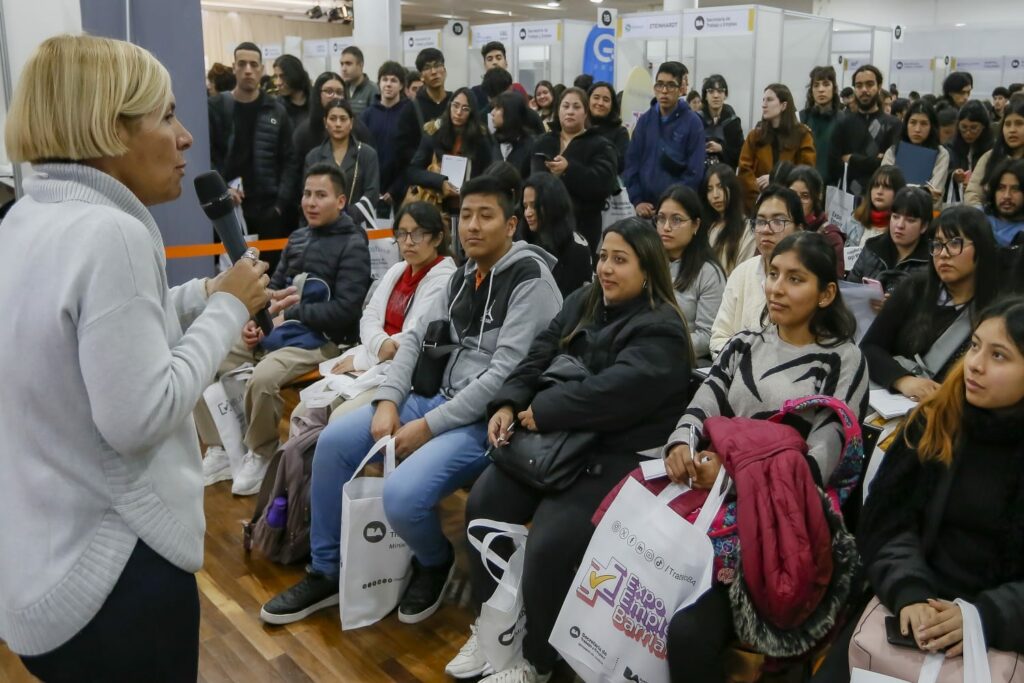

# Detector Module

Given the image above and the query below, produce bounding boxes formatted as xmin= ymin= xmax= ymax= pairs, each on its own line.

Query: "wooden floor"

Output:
xmin=0 ymin=482 xmax=579 ymax=683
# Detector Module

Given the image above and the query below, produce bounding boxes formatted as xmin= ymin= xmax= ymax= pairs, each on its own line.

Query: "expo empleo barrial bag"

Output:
xmin=549 ymin=462 xmax=730 ymax=683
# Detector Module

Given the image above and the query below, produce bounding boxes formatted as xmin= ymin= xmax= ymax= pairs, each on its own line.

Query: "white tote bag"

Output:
xmin=468 ymin=520 xmax=530 ymax=672
xmin=550 ymin=466 xmax=731 ymax=683
xmin=826 ymin=162 xmax=863 ymax=266
xmin=602 ymin=183 xmax=636 ymax=231
xmin=851 ymin=598 xmax=1010 ymax=683
xmin=201 ymin=363 xmax=253 ymax=473
xmin=339 ymin=436 xmax=413 ymax=630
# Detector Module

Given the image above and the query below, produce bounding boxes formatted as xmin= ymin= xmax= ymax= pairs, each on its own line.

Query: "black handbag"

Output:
xmin=411 ymin=320 xmax=457 ymax=397
xmin=489 ymin=354 xmax=598 ymax=492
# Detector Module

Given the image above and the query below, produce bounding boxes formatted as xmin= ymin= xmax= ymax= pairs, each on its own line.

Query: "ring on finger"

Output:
xmin=242 ymin=247 xmax=259 ymax=263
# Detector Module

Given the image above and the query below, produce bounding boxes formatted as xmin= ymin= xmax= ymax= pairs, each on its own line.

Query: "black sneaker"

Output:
xmin=397 ymin=551 xmax=455 ymax=624
xmin=259 ymin=569 xmax=339 ymax=625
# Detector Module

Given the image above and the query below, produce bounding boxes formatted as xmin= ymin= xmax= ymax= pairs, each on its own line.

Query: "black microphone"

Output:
xmin=194 ymin=171 xmax=274 ymax=335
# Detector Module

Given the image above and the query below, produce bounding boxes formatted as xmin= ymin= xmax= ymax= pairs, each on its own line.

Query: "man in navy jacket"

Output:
xmin=624 ymin=61 xmax=706 ymax=218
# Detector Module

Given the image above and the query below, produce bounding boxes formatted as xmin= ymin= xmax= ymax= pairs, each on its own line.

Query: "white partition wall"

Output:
xmin=441 ymin=21 xmax=470 ymax=92
xmin=889 ymin=58 xmax=940 ymax=96
xmin=780 ymin=11 xmax=832 ymax=104
xmin=402 ymin=29 xmax=442 ymax=70
xmin=562 ymin=20 xmax=593 ymax=86
xmin=469 ymin=23 xmax=515 ymax=92
xmin=513 ymin=21 xmax=563 ymax=91
xmin=614 ymin=11 xmax=685 ymax=89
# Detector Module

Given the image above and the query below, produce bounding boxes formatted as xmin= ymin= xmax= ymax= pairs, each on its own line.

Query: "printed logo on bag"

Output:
xmin=576 ymin=557 xmax=627 ymax=606
xmin=622 ymin=666 xmax=649 ymax=683
xmin=498 ymin=608 xmax=527 ymax=646
xmin=363 ymin=521 xmax=387 ymax=543
xmin=361 ymin=577 xmax=395 ymax=589
xmin=569 ymin=626 xmax=581 ymax=639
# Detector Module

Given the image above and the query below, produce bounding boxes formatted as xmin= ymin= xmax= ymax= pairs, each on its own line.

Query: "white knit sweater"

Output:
xmin=708 ymin=254 xmax=766 ymax=356
xmin=0 ymin=164 xmax=249 ymax=654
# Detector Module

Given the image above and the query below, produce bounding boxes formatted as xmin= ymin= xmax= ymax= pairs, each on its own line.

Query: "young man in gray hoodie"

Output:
xmin=260 ymin=175 xmax=563 ymax=626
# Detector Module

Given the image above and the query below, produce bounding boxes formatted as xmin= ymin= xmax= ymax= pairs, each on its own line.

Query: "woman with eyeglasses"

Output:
xmin=738 ymin=84 xmax=816 ymax=213
xmin=294 ymin=71 xmax=373 ymax=166
xmin=699 ymin=75 xmax=744 ymax=169
xmin=656 ymin=184 xmax=726 ymax=362
xmin=303 ymin=99 xmax=380 ymax=215
xmin=860 ymin=206 xmax=1001 ymax=401
xmin=709 ymin=185 xmax=805 ymax=356
xmin=408 ymin=87 xmax=494 ymax=213
xmin=531 ymin=86 xmax=620 ymax=258
xmin=314 ymin=201 xmax=456 ymax=418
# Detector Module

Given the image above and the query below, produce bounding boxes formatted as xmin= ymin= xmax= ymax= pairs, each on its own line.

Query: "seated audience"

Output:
xmin=700 ymin=74 xmax=744 ymax=169
xmin=739 ymin=84 xmax=816 ymax=213
xmin=860 ymin=206 xmax=1000 ymax=400
xmin=451 ymin=218 xmax=693 ymax=683
xmin=304 ymin=99 xmax=380 ymax=214
xmin=198 ymin=164 xmax=371 ymax=495
xmin=258 ymin=176 xmax=562 ymax=626
xmin=664 ymin=231 xmax=870 ymax=683
xmin=834 ymin=297 xmax=1024 ymax=681
xmin=848 ymin=165 xmax=907 ymax=247
xmin=531 ymin=87 xmax=619 ymax=257
xmin=946 ymin=100 xmax=993 ymax=201
xmin=786 ymin=165 xmax=845 ymax=277
xmin=656 ymin=184 xmax=726 ymax=361
xmin=847 ymin=186 xmax=933 ymax=295
xmin=966 ymin=97 xmax=1024 ymax=206
xmin=880 ymin=100 xmax=949 ymax=207
xmin=700 ymin=163 xmax=754 ymax=275
xmin=520 ymin=173 xmax=592 ymax=297
xmin=984 ymin=158 xmax=1024 ymax=246
xmin=587 ymin=81 xmax=629 ymax=174
xmin=709 ymin=185 xmax=805 ymax=356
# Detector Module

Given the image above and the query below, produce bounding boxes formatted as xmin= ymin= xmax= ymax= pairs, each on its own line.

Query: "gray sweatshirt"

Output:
xmin=374 ymin=241 xmax=563 ymax=434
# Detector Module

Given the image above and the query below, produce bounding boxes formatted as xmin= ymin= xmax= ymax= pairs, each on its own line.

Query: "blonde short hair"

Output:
xmin=4 ymin=34 xmax=172 ymax=163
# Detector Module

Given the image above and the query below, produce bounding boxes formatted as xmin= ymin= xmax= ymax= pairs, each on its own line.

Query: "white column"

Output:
xmin=352 ymin=0 xmax=401 ymax=71
xmin=441 ymin=21 xmax=470 ymax=90
xmin=663 ymin=0 xmax=696 ymax=11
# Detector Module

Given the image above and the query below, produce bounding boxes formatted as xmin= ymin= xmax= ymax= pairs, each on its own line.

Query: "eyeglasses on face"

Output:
xmin=655 ymin=214 xmax=693 ymax=230
xmin=451 ymin=102 xmax=472 ymax=114
xmin=321 ymin=87 xmax=344 ymax=97
xmin=421 ymin=62 xmax=445 ymax=73
xmin=929 ymin=237 xmax=972 ymax=257
xmin=748 ymin=217 xmax=793 ymax=233
xmin=654 ymin=81 xmax=680 ymax=92
xmin=394 ymin=228 xmax=430 ymax=245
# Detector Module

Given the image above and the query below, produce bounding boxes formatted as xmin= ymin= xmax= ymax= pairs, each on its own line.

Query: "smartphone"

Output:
xmin=884 ymin=616 xmax=919 ymax=650
xmin=862 ymin=277 xmax=884 ymax=298
xmin=533 ymin=151 xmax=554 ymax=162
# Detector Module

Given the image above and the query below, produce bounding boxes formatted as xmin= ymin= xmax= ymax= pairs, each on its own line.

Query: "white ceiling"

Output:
xmin=197 ymin=0 xmax=666 ymax=29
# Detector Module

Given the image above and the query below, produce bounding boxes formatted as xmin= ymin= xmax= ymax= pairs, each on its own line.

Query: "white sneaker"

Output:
xmin=479 ymin=662 xmax=551 ymax=683
xmin=231 ymin=451 xmax=270 ymax=496
xmin=202 ymin=446 xmax=232 ymax=486
xmin=445 ymin=620 xmax=495 ymax=679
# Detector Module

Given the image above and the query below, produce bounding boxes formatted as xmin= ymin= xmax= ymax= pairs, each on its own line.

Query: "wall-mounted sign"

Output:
xmin=582 ymin=25 xmax=614 ymax=83
xmin=516 ymin=21 xmax=560 ymax=45
xmin=450 ymin=21 xmax=465 ymax=37
xmin=618 ymin=13 xmax=681 ymax=39
xmin=952 ymin=57 xmax=1003 ymax=71
xmin=403 ymin=30 xmax=440 ymax=51
xmin=472 ymin=23 xmax=512 ymax=48
xmin=261 ymin=43 xmax=282 ymax=60
xmin=329 ymin=37 xmax=353 ymax=57
xmin=598 ymin=8 xmax=617 ymax=29
xmin=1006 ymin=56 xmax=1024 ymax=71
xmin=891 ymin=59 xmax=932 ymax=72
xmin=303 ymin=39 xmax=328 ymax=59
xmin=684 ymin=8 xmax=754 ymax=37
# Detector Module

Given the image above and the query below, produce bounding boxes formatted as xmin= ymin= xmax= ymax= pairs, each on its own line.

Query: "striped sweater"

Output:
xmin=667 ymin=326 xmax=870 ymax=480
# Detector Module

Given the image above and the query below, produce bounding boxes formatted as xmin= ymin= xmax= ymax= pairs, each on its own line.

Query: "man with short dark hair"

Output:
xmin=259 ymin=175 xmax=562 ymax=627
xmin=624 ymin=61 xmax=705 ymax=217
xmin=361 ymin=60 xmax=410 ymax=209
xmin=828 ymin=64 xmax=901 ymax=192
xmin=470 ymin=41 xmax=527 ymax=108
xmin=197 ymin=163 xmax=370 ymax=496
xmin=340 ymin=45 xmax=379 ymax=116
xmin=985 ymin=158 xmax=1024 ymax=245
xmin=406 ymin=70 xmax=424 ymax=99
xmin=993 ymin=86 xmax=1011 ymax=122
xmin=394 ymin=49 xmax=452 ymax=199
xmin=208 ymin=41 xmax=300 ymax=273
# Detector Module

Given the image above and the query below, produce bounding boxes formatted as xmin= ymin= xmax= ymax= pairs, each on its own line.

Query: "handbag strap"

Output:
xmin=349 ymin=142 xmax=361 ymax=201
xmin=841 ymin=161 xmax=849 ymax=192
xmin=348 ymin=435 xmax=396 ymax=483
xmin=921 ymin=306 xmax=972 ymax=377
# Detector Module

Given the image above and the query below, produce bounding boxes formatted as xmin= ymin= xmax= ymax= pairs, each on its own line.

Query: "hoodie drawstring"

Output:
xmin=478 ymin=274 xmax=494 ymax=351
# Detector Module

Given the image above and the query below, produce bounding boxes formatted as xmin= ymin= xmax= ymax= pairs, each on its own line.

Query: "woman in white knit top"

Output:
xmin=0 ymin=36 xmax=270 ymax=679
xmin=708 ymin=184 xmax=805 ymax=356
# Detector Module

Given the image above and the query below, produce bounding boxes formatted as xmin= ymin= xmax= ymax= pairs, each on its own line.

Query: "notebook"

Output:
xmin=894 ymin=143 xmax=939 ymax=186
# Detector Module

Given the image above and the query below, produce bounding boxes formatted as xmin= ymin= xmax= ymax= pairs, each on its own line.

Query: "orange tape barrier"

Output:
xmin=164 ymin=228 xmax=394 ymax=259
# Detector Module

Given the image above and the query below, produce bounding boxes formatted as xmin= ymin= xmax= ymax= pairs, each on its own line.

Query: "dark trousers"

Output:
xmin=20 ymin=539 xmax=200 ymax=683
xmin=667 ymin=584 xmax=735 ymax=683
xmin=466 ymin=453 xmax=641 ymax=674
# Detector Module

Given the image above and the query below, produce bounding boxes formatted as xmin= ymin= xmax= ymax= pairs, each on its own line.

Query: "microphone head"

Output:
xmin=194 ymin=171 xmax=233 ymax=220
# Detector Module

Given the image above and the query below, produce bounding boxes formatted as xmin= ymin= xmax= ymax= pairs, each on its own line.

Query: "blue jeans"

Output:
xmin=309 ymin=392 xmax=489 ymax=577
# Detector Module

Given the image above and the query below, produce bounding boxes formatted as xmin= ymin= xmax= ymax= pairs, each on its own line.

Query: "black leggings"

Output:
xmin=466 ymin=453 xmax=641 ymax=674
xmin=667 ymin=584 xmax=735 ymax=683
xmin=20 ymin=539 xmax=200 ymax=683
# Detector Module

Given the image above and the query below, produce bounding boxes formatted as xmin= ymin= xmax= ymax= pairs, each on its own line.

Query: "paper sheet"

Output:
xmin=838 ymin=280 xmax=881 ymax=343
xmin=440 ymin=154 xmax=470 ymax=190
xmin=868 ymin=389 xmax=918 ymax=419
